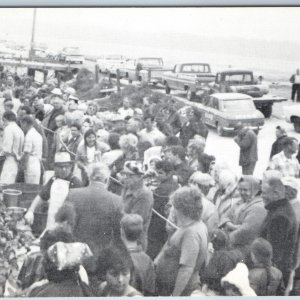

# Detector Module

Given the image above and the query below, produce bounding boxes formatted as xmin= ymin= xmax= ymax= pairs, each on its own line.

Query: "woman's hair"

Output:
xmin=171 ymin=186 xmax=203 ymax=221
xmin=250 ymin=238 xmax=273 ymax=293
xmin=188 ymin=138 xmax=206 ymax=155
xmin=119 ymin=133 xmax=138 ymax=152
xmin=84 ymin=128 xmax=96 ymax=145
xmin=155 ymin=159 xmax=174 ymax=174
xmin=96 ymin=246 xmax=133 ymax=280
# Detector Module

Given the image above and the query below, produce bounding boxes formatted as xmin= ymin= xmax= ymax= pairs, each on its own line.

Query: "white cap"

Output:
xmin=54 ymin=152 xmax=72 ymax=164
xmin=51 ymin=88 xmax=63 ymax=96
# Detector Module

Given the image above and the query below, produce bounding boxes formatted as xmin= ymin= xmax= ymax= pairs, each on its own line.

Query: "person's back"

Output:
xmin=67 ymin=182 xmax=123 ymax=257
xmin=249 ymin=265 xmax=284 ymax=296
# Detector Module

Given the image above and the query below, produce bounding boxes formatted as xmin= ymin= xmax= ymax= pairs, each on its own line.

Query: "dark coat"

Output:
xmin=179 ymin=118 xmax=209 ymax=147
xmin=260 ymin=199 xmax=298 ymax=274
xmin=270 ymin=135 xmax=287 ymax=159
xmin=64 ymin=183 xmax=123 ymax=269
xmin=234 ymin=128 xmax=258 ymax=166
xmin=147 ymin=176 xmax=179 ymax=259
xmin=249 ymin=263 xmax=285 ymax=296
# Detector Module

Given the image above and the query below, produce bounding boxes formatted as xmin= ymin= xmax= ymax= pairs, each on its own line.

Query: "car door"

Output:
xmin=202 ymin=96 xmax=215 ymax=126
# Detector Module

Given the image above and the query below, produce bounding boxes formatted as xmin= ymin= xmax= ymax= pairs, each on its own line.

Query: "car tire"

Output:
xmin=216 ymin=123 xmax=225 ymax=136
xmin=294 ymin=122 xmax=300 ymax=133
xmin=165 ymin=84 xmax=171 ymax=94
xmin=261 ymin=105 xmax=272 ymax=118
xmin=187 ymin=88 xmax=195 ymax=101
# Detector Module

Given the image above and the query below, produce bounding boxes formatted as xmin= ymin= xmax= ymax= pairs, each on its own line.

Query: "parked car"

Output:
xmin=59 ymin=47 xmax=85 ymax=64
xmin=162 ymin=63 xmax=215 ymax=100
xmin=97 ymin=54 xmax=126 ymax=75
xmin=283 ymin=104 xmax=300 ymax=132
xmin=208 ymin=69 xmax=287 ymax=118
xmin=120 ymin=57 xmax=170 ymax=85
xmin=194 ymin=93 xmax=265 ymax=136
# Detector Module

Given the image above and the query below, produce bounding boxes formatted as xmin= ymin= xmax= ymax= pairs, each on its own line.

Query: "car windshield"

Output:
xmin=182 ymin=64 xmax=210 ymax=73
xmin=139 ymin=58 xmax=163 ymax=66
xmin=64 ymin=47 xmax=80 ymax=55
xmin=222 ymin=99 xmax=255 ymax=111
xmin=223 ymin=73 xmax=253 ymax=84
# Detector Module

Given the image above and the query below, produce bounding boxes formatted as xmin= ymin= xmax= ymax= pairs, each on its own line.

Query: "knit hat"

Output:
xmin=221 ymin=263 xmax=256 ymax=296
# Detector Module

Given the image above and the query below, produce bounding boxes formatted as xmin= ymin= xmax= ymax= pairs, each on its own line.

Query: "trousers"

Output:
xmin=0 ymin=156 xmax=18 ymax=184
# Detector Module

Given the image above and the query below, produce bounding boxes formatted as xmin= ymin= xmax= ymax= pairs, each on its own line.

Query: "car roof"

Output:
xmin=177 ymin=62 xmax=210 ymax=66
xmin=218 ymin=69 xmax=253 ymax=74
xmin=211 ymin=93 xmax=253 ymax=100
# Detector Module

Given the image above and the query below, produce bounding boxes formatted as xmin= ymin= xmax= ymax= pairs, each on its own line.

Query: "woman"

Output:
xmin=211 ymin=169 xmax=240 ymax=229
xmin=96 ymin=246 xmax=142 ymax=297
xmin=187 ymin=138 xmax=206 ymax=172
xmin=221 ymin=176 xmax=267 ymax=249
xmin=249 ymin=238 xmax=284 ymax=296
xmin=76 ymin=129 xmax=102 ymax=185
xmin=155 ymin=186 xmax=208 ymax=296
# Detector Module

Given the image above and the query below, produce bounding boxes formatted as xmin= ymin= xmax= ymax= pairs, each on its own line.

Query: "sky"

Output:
xmin=0 ymin=7 xmax=300 ymax=45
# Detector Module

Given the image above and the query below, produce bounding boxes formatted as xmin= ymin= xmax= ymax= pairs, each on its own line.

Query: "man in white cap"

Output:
xmin=25 ymin=152 xmax=82 ymax=230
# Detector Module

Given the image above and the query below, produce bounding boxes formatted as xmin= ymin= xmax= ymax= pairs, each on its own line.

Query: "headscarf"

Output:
xmin=239 ymin=175 xmax=261 ymax=200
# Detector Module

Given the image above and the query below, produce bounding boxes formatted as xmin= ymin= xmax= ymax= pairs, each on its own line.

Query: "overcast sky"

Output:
xmin=0 ymin=7 xmax=300 ymax=44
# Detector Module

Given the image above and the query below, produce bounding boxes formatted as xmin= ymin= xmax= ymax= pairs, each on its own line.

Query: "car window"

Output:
xmin=175 ymin=65 xmax=181 ymax=73
xmin=223 ymin=73 xmax=253 ymax=84
xmin=222 ymin=99 xmax=256 ymax=111
xmin=206 ymin=97 xmax=218 ymax=109
xmin=181 ymin=64 xmax=210 ymax=73
xmin=138 ymin=58 xmax=163 ymax=66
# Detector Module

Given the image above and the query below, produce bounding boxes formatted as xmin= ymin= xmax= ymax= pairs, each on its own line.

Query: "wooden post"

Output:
xmin=95 ymin=64 xmax=99 ymax=83
xmin=116 ymin=69 xmax=121 ymax=92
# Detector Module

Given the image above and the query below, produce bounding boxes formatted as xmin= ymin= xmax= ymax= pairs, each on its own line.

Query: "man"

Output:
xmin=234 ymin=123 xmax=258 ymax=175
xmin=290 ymin=69 xmax=300 ymax=102
xmin=24 ymin=152 xmax=82 ymax=231
xmin=126 ymin=117 xmax=142 ymax=137
xmin=270 ymin=126 xmax=288 ymax=159
xmin=121 ymin=161 xmax=153 ymax=250
xmin=0 ymin=111 xmax=24 ymax=184
xmin=18 ymin=105 xmax=49 ymax=164
xmin=260 ymin=172 xmax=298 ymax=285
xmin=179 ymin=106 xmax=208 ymax=147
xmin=164 ymin=145 xmax=192 ymax=186
xmin=269 ymin=137 xmax=300 ymax=178
xmin=42 ymin=97 xmax=65 ymax=169
xmin=20 ymin=116 xmax=43 ymax=184
xmin=60 ymin=162 xmax=123 ymax=269
xmin=138 ymin=115 xmax=166 ymax=146
xmin=118 ymin=97 xmax=134 ymax=120
xmin=63 ymin=122 xmax=83 ymax=160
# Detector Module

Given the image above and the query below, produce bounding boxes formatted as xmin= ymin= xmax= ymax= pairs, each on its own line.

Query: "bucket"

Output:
xmin=3 ymin=189 xmax=22 ymax=207
xmin=6 ymin=183 xmax=42 ymax=209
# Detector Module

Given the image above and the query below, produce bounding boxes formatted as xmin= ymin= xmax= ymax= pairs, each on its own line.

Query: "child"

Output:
xmin=249 ymin=237 xmax=285 ymax=296
xmin=96 ymin=246 xmax=142 ymax=297
xmin=120 ymin=214 xmax=156 ymax=296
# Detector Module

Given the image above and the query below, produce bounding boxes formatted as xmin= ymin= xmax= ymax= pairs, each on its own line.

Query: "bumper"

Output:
xmin=222 ymin=125 xmax=264 ymax=132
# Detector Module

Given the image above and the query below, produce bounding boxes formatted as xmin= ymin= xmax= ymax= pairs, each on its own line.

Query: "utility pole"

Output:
xmin=29 ymin=8 xmax=37 ymax=60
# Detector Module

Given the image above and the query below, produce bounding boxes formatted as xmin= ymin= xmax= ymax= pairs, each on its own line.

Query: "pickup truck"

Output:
xmin=162 ymin=63 xmax=216 ymax=100
xmin=181 ymin=93 xmax=265 ymax=136
xmin=97 ymin=54 xmax=126 ymax=75
xmin=59 ymin=47 xmax=85 ymax=64
xmin=283 ymin=104 xmax=300 ymax=132
xmin=208 ymin=69 xmax=287 ymax=118
xmin=119 ymin=57 xmax=170 ymax=85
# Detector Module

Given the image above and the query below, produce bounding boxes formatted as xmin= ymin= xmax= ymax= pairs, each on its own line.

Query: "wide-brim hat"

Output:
xmin=54 ymin=152 xmax=72 ymax=164
xmin=51 ymin=88 xmax=63 ymax=96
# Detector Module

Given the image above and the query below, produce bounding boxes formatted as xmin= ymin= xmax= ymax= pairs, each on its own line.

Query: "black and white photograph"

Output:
xmin=0 ymin=6 xmax=299 ymax=297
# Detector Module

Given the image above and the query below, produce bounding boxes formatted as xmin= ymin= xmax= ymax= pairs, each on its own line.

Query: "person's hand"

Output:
xmin=208 ymin=242 xmax=214 ymax=254
xmin=24 ymin=210 xmax=34 ymax=225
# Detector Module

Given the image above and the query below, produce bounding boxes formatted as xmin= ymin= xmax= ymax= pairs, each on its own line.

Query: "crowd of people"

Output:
xmin=0 ymin=67 xmax=300 ymax=297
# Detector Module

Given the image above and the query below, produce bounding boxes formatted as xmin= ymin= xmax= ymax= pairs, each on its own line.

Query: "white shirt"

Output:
xmin=86 ymin=146 xmax=96 ymax=163
xmin=118 ymin=107 xmax=134 ymax=119
xmin=23 ymin=127 xmax=43 ymax=159
xmin=2 ymin=122 xmax=24 ymax=160
xmin=138 ymin=128 xmax=166 ymax=146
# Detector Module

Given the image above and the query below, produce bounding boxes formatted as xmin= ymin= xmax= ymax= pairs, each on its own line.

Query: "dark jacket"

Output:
xmin=234 ymin=128 xmax=258 ymax=166
xmin=147 ymin=176 xmax=179 ymax=259
xmin=249 ymin=263 xmax=285 ymax=296
xmin=64 ymin=183 xmax=123 ymax=271
xmin=260 ymin=199 xmax=298 ymax=274
xmin=173 ymin=161 xmax=193 ymax=186
xmin=270 ymin=135 xmax=287 ymax=159
xmin=179 ymin=118 xmax=209 ymax=147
